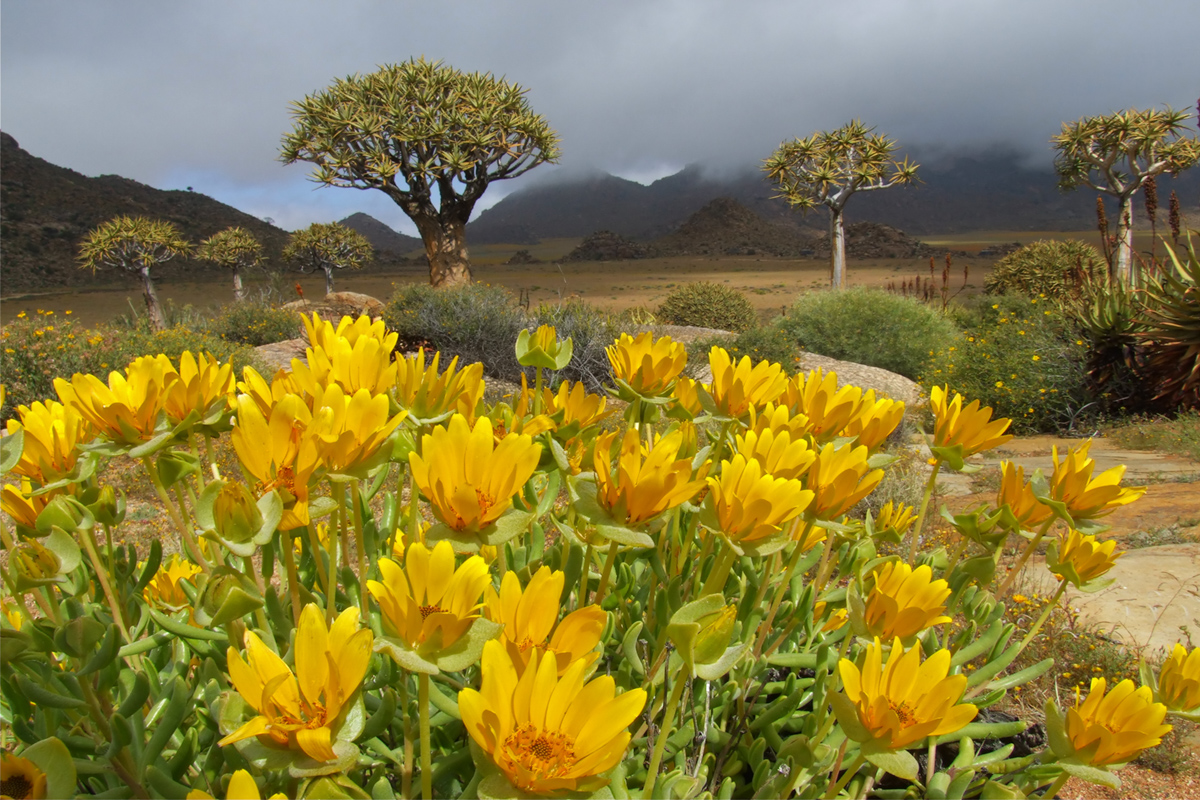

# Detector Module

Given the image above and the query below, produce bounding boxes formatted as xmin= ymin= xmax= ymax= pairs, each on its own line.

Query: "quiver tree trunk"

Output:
xmin=323 ymin=266 xmax=335 ymax=295
xmin=1114 ymin=195 xmax=1135 ymax=285
xmin=232 ymin=268 xmax=245 ymax=302
xmin=139 ymin=265 xmax=166 ymax=331
xmin=829 ymin=207 xmax=847 ymax=290
xmin=412 ymin=210 xmax=472 ymax=288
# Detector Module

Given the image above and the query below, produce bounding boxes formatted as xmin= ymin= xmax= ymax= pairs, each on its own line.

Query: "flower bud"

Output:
xmin=214 ymin=481 xmax=263 ymax=546
xmin=14 ymin=539 xmax=61 ymax=581
xmin=87 ymin=485 xmax=126 ymax=527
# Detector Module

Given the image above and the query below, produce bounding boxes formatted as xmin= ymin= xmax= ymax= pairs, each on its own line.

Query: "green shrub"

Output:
xmin=687 ymin=320 xmax=799 ymax=375
xmin=656 ymin=281 xmax=758 ymax=332
xmin=207 ymin=300 xmax=302 ymax=346
xmin=985 ymin=239 xmax=1105 ymax=301
xmin=1 ymin=311 xmax=260 ymax=422
xmin=384 ymin=283 xmax=527 ymax=380
xmin=921 ymin=295 xmax=1090 ymax=433
xmin=778 ymin=288 xmax=957 ymax=380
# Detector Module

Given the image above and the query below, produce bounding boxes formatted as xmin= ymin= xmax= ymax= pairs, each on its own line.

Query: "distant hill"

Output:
xmin=0 ymin=132 xmax=421 ymax=295
xmin=467 ymin=155 xmax=1200 ymax=244
xmin=338 ymin=212 xmax=423 ymax=255
xmin=653 ymin=197 xmax=816 ymax=257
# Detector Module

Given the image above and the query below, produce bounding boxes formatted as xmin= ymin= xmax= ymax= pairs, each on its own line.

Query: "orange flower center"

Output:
xmin=1 ymin=773 xmax=34 ymax=799
xmin=888 ymin=700 xmax=917 ymax=726
xmin=419 ymin=603 xmax=445 ymax=620
xmin=503 ymin=724 xmax=576 ymax=786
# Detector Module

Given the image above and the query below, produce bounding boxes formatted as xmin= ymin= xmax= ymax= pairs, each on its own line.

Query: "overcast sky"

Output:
xmin=3 ymin=0 xmax=1197 ymax=234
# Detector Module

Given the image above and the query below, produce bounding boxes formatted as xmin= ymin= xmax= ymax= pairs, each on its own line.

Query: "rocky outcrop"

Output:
xmin=505 ymin=249 xmax=542 ymax=265
xmin=654 ymin=197 xmax=817 ymax=257
xmin=282 ymin=291 xmax=385 ymax=321
xmin=563 ymin=231 xmax=657 ymax=262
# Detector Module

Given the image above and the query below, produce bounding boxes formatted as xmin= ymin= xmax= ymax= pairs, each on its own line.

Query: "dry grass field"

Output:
xmin=0 ymin=228 xmax=1170 ymax=327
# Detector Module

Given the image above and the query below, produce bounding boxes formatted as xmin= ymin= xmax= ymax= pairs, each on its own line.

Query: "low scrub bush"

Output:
xmin=985 ymin=239 xmax=1105 ymax=301
xmin=384 ymin=283 xmax=527 ymax=380
xmin=529 ymin=299 xmax=616 ymax=392
xmin=0 ymin=310 xmax=258 ymax=421
xmin=656 ymin=281 xmax=758 ymax=332
xmin=922 ymin=295 xmax=1090 ymax=433
xmin=206 ymin=300 xmax=301 ymax=346
xmin=778 ymin=287 xmax=957 ymax=379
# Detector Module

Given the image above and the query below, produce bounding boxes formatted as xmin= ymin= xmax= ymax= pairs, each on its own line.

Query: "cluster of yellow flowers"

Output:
xmin=1 ymin=314 xmax=1195 ymax=800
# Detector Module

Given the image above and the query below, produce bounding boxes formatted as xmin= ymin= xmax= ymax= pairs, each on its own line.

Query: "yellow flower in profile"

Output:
xmin=220 ymin=604 xmax=373 ymax=762
xmin=1064 ymin=678 xmax=1171 ymax=765
xmin=593 ymin=428 xmax=707 ymax=527
xmin=2 ymin=599 xmax=24 ymax=630
xmin=308 ymin=384 xmax=407 ymax=476
xmin=837 ymin=637 xmax=977 ymax=750
xmin=143 ymin=554 xmax=202 ymax=612
xmin=516 ymin=324 xmax=573 ymax=370
xmin=302 ymin=312 xmax=397 ymax=352
xmin=1046 ymin=440 xmax=1146 ymax=523
xmin=460 ymin=640 xmax=646 ymax=795
xmin=780 ymin=369 xmax=865 ymax=441
xmin=156 ymin=351 xmax=235 ymax=424
xmin=748 ymin=401 xmax=814 ymax=441
xmin=231 ymin=393 xmax=319 ymax=531
xmin=186 ymin=768 xmax=287 ymax=799
xmin=1157 ymin=644 xmax=1200 ymax=713
xmin=996 ymin=461 xmax=1053 ymax=529
xmin=485 ymin=567 xmax=607 ymax=675
xmin=862 ymin=563 xmax=951 ymax=641
xmin=1 ymin=479 xmax=53 ymax=530
xmin=237 ymin=365 xmax=296 ymax=418
xmin=368 ymin=541 xmax=489 ymax=653
xmin=54 ymin=357 xmax=171 ymax=445
xmin=6 ymin=399 xmax=91 ymax=485
xmin=1047 ymin=529 xmax=1122 ymax=588
xmin=872 ymin=501 xmax=917 ymax=539
xmin=394 ymin=349 xmax=485 ymax=423
xmin=0 ymin=751 xmax=47 ymax=800
xmin=735 ymin=427 xmax=815 ymax=481
xmin=409 ymin=414 xmax=541 ymax=535
xmin=705 ymin=347 xmax=787 ymax=419
xmin=670 ymin=375 xmax=703 ymax=419
xmin=606 ymin=332 xmax=687 ymax=397
xmin=840 ymin=391 xmax=905 ymax=452
xmin=547 ymin=380 xmax=614 ymax=436
xmin=292 ymin=332 xmax=398 ymax=399
xmin=805 ymin=442 xmax=885 ymax=520
xmin=929 ymin=385 xmax=1013 ymax=459
xmin=813 ymin=600 xmax=848 ymax=633
xmin=704 ymin=455 xmax=812 ymax=549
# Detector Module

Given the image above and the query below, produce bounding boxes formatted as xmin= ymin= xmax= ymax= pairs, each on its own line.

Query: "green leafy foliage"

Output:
xmin=778 ymin=287 xmax=957 ymax=380
xmin=207 ymin=300 xmax=301 ymax=347
xmin=922 ymin=295 xmax=1090 ymax=433
xmin=985 ymin=239 xmax=1106 ymax=301
xmin=77 ymin=216 xmax=192 ymax=275
xmin=656 ymin=281 xmax=759 ymax=333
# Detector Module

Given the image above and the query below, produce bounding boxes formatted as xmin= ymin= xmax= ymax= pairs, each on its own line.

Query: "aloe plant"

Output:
xmin=1139 ymin=233 xmax=1200 ymax=408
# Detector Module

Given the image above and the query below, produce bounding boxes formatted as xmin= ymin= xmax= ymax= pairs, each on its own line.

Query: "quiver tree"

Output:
xmin=1052 ymin=107 xmax=1200 ymax=284
xmin=78 ymin=216 xmax=192 ymax=331
xmin=282 ymin=222 xmax=372 ymax=295
xmin=196 ymin=226 xmax=265 ymax=302
xmin=764 ymin=120 xmax=918 ymax=289
xmin=280 ymin=58 xmax=561 ymax=288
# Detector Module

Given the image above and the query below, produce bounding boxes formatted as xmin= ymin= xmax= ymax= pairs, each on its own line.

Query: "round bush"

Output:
xmin=656 ymin=281 xmax=758 ymax=332
xmin=207 ymin=300 xmax=302 ymax=346
xmin=985 ymin=239 xmax=1105 ymax=301
xmin=777 ymin=288 xmax=957 ymax=380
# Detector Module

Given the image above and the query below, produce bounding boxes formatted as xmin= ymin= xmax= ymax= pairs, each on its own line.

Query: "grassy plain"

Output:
xmin=0 ymin=227 xmax=1171 ymax=328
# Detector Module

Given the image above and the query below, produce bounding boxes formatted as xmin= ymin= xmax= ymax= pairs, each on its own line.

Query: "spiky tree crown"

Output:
xmin=1052 ymin=107 xmax=1200 ymax=196
xmin=763 ymin=120 xmax=918 ymax=211
xmin=196 ymin=227 xmax=266 ymax=271
xmin=280 ymin=58 xmax=561 ymax=209
xmin=282 ymin=222 xmax=373 ymax=272
xmin=78 ymin=216 xmax=192 ymax=273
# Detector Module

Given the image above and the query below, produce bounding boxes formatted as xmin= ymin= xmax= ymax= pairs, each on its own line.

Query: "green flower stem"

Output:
xmin=386 ymin=466 xmax=406 ymax=559
xmin=593 ymin=540 xmax=620 ymax=605
xmin=825 ymin=752 xmax=865 ymax=800
xmin=242 ymin=556 xmax=273 ymax=636
xmin=418 ymin=672 xmax=433 ymax=800
xmin=907 ymin=460 xmax=942 ymax=565
xmin=187 ymin=431 xmax=206 ymax=494
xmin=80 ymin=527 xmax=132 ymax=644
xmin=306 ymin=523 xmax=331 ymax=598
xmin=997 ymin=517 xmax=1057 ymax=598
xmin=1014 ymin=579 xmax=1068 ymax=659
xmin=203 ymin=434 xmax=217 ymax=478
xmin=533 ymin=365 xmax=544 ymax=416
xmin=700 ymin=543 xmax=738 ymax=597
xmin=351 ymin=478 xmax=369 ymax=617
xmin=326 ymin=487 xmax=343 ymax=624
xmin=755 ymin=535 xmax=809 ymax=658
xmin=642 ymin=664 xmax=690 ymax=800
xmin=399 ymin=677 xmax=414 ymax=800
xmin=1040 ymin=771 xmax=1070 ymax=799
xmin=282 ymin=531 xmax=302 ymax=624
xmin=102 ymin=522 xmax=117 ymax=583
xmin=142 ymin=456 xmax=210 ymax=573
xmin=578 ymin=542 xmax=593 ymax=610
xmin=688 ymin=534 xmax=715 ymax=598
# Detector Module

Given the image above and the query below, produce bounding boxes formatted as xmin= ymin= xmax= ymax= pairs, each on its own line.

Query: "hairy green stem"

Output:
xmin=593 ymin=540 xmax=620 ymax=605
xmin=419 ymin=672 xmax=433 ymax=800
xmin=997 ymin=516 xmax=1057 ymax=598
xmin=642 ymin=665 xmax=689 ymax=800
xmin=755 ymin=537 xmax=808 ymax=657
xmin=908 ymin=460 xmax=942 ymax=565
xmin=700 ymin=543 xmax=737 ymax=597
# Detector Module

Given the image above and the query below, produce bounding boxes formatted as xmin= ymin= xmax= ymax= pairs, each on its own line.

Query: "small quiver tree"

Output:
xmin=280 ymin=58 xmax=561 ymax=288
xmin=196 ymin=226 xmax=266 ymax=302
xmin=1052 ymin=107 xmax=1200 ymax=285
xmin=282 ymin=222 xmax=372 ymax=295
xmin=764 ymin=120 xmax=918 ymax=289
xmin=78 ymin=215 xmax=192 ymax=331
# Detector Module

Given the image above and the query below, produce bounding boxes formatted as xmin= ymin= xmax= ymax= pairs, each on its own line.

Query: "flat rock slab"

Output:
xmin=1049 ymin=543 xmax=1200 ymax=655
xmin=255 ymin=338 xmax=308 ymax=373
xmin=983 ymin=436 xmax=1200 ymax=484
